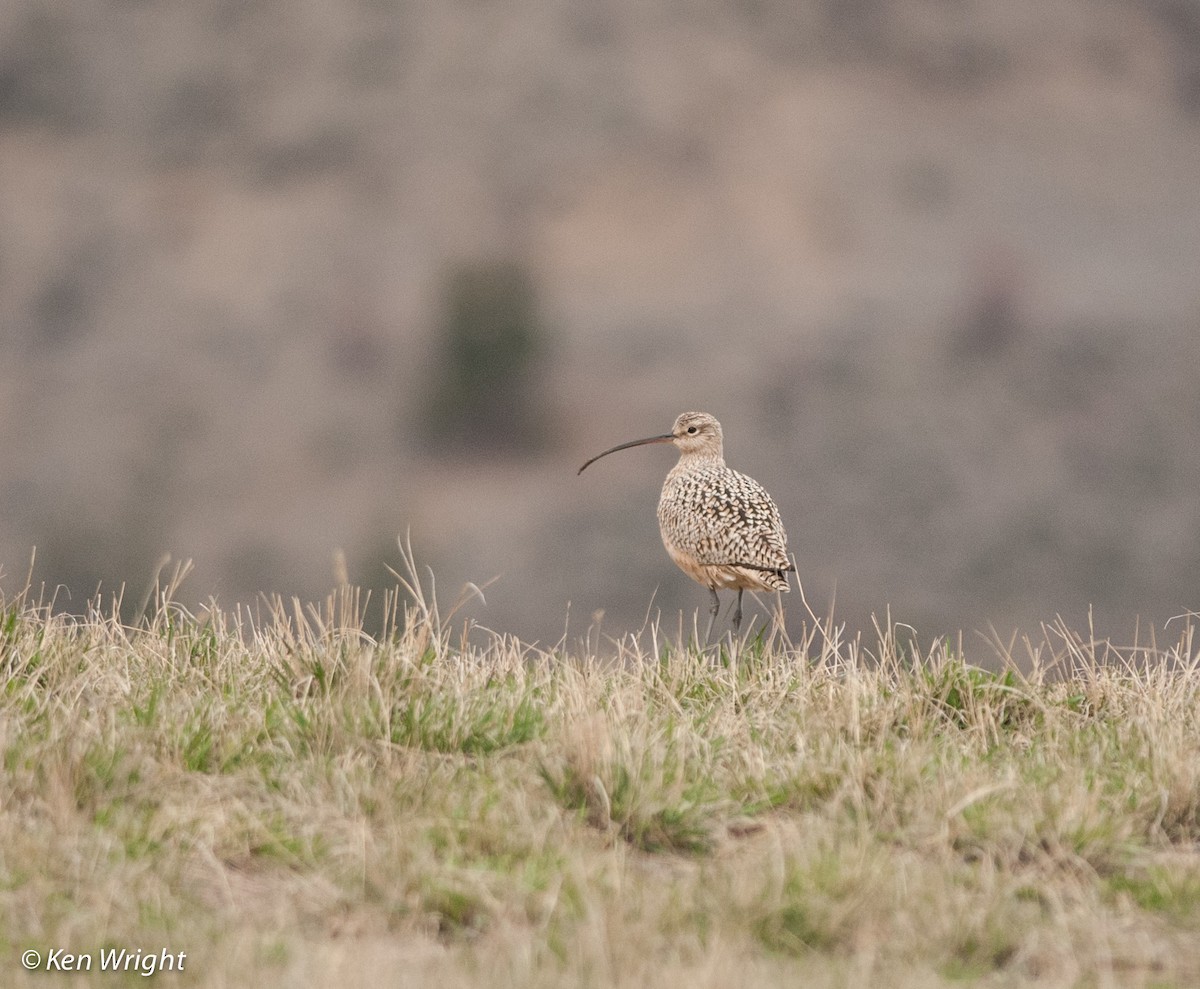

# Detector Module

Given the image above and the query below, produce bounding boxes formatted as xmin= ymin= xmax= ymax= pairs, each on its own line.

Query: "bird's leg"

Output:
xmin=703 ymin=588 xmax=721 ymax=643
xmin=731 ymin=588 xmax=744 ymax=635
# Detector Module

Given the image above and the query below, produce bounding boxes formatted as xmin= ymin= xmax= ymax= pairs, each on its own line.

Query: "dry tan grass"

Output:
xmin=2 ymin=556 xmax=1200 ymax=987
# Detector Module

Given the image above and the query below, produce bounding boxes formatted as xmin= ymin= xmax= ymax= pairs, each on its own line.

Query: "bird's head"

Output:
xmin=669 ymin=411 xmax=723 ymax=458
xmin=577 ymin=410 xmax=725 ymax=474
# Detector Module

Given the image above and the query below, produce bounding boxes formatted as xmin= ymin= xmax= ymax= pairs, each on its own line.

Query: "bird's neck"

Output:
xmin=675 ymin=450 xmax=725 ymax=470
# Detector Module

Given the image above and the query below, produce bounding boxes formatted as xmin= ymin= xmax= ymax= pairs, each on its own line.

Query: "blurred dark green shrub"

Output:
xmin=422 ymin=259 xmax=548 ymax=454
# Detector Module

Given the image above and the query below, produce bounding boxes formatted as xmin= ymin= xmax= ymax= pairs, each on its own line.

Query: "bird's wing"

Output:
xmin=688 ymin=469 xmax=792 ymax=573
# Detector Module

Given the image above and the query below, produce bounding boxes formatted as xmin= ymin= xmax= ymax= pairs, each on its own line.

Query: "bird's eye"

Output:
xmin=686 ymin=425 xmax=698 ymax=434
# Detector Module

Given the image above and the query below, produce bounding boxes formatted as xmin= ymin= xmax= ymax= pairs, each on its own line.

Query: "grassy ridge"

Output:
xmin=2 ymin=564 xmax=1200 ymax=987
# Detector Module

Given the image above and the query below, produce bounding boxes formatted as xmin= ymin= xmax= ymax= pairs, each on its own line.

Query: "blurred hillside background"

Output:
xmin=2 ymin=0 xmax=1200 ymax=645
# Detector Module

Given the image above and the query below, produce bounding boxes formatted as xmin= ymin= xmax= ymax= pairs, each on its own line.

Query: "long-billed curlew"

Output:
xmin=578 ymin=411 xmax=794 ymax=639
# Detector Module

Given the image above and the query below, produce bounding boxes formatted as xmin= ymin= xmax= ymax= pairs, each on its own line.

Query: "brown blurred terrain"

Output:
xmin=2 ymin=0 xmax=1200 ymax=645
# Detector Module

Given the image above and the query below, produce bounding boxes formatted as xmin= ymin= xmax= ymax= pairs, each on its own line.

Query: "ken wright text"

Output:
xmin=22 ymin=947 xmax=187 ymax=976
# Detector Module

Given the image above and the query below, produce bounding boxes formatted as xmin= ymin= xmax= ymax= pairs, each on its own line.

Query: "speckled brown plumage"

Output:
xmin=578 ymin=411 xmax=794 ymax=637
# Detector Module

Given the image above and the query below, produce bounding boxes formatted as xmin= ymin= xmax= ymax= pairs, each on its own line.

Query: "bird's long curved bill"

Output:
xmin=577 ymin=433 xmax=673 ymax=474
